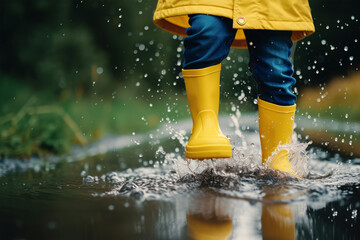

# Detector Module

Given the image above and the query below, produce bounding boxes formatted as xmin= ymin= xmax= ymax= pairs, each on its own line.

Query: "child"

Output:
xmin=153 ymin=1 xmax=315 ymax=177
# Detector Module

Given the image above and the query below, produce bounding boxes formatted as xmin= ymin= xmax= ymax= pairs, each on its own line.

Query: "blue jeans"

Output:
xmin=183 ymin=14 xmax=296 ymax=106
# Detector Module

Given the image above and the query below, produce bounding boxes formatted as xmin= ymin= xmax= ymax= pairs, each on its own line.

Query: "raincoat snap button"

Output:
xmin=236 ymin=16 xmax=246 ymax=26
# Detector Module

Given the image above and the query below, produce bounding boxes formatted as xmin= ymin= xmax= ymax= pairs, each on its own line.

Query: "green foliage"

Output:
xmin=0 ymin=0 xmax=181 ymax=97
xmin=0 ymin=77 xmax=193 ymax=158
xmin=0 ymin=103 xmax=74 ymax=158
xmin=32 ymin=27 xmax=111 ymax=92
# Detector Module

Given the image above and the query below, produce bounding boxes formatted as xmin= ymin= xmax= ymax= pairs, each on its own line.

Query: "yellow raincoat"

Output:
xmin=153 ymin=0 xmax=315 ymax=48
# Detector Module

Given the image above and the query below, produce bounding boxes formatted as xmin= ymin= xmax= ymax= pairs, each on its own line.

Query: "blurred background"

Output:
xmin=0 ymin=0 xmax=359 ymax=158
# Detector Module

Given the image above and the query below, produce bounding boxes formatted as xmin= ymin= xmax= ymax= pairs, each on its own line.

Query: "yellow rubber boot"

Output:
xmin=182 ymin=64 xmax=232 ymax=159
xmin=258 ymin=98 xmax=298 ymax=177
xmin=262 ymin=204 xmax=295 ymax=240
xmin=261 ymin=186 xmax=295 ymax=240
xmin=187 ymin=214 xmax=233 ymax=240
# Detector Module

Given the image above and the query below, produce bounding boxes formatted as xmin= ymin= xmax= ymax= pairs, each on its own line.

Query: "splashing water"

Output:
xmin=230 ymin=109 xmax=247 ymax=148
xmin=82 ymin=112 xmax=359 ymax=207
xmin=85 ymin=145 xmax=360 ymax=219
xmin=265 ymin=142 xmax=311 ymax=178
xmin=85 ymin=143 xmax=359 ymax=209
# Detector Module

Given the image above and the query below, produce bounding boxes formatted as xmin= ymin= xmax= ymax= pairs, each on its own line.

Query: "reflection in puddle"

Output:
xmin=186 ymin=185 xmax=299 ymax=240
xmin=261 ymin=185 xmax=296 ymax=240
xmin=187 ymin=194 xmax=233 ymax=240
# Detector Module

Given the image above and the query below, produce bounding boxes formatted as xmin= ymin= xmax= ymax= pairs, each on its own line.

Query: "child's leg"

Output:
xmin=183 ymin=14 xmax=236 ymax=69
xmin=244 ymin=30 xmax=296 ymax=106
xmin=182 ymin=15 xmax=236 ymax=159
xmin=244 ymin=30 xmax=299 ymax=176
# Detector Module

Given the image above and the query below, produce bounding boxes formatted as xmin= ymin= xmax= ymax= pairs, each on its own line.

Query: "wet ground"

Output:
xmin=0 ymin=114 xmax=359 ymax=239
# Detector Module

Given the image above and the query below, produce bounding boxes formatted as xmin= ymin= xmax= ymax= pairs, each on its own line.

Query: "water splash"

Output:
xmin=87 ymin=117 xmax=360 ymax=220
xmin=86 ymin=150 xmax=359 ymax=212
xmin=229 ymin=109 xmax=247 ymax=148
xmin=264 ymin=142 xmax=311 ymax=178
xmin=84 ymin=111 xmax=335 ymax=203
xmin=85 ymin=142 xmax=312 ymax=202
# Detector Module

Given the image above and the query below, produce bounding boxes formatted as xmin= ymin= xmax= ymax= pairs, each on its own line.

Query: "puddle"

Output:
xmin=0 ymin=114 xmax=359 ymax=239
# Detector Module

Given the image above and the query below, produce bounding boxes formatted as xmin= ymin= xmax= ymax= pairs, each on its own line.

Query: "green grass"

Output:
xmin=0 ymin=79 xmax=193 ymax=158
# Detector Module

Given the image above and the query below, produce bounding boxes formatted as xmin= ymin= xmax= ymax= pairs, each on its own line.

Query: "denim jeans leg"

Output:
xmin=244 ymin=30 xmax=297 ymax=106
xmin=183 ymin=14 xmax=237 ymax=69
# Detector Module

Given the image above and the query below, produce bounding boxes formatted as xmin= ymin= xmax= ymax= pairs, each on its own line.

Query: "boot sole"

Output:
xmin=185 ymin=144 xmax=232 ymax=160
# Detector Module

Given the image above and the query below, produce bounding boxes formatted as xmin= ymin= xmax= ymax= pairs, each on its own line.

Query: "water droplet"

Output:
xmin=97 ymin=67 xmax=104 ymax=75
xmin=139 ymin=44 xmax=145 ymax=51
xmin=96 ymin=164 xmax=102 ymax=171
xmin=350 ymin=209 xmax=357 ymax=219
xmin=119 ymin=182 xmax=138 ymax=193
xmin=83 ymin=175 xmax=95 ymax=183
